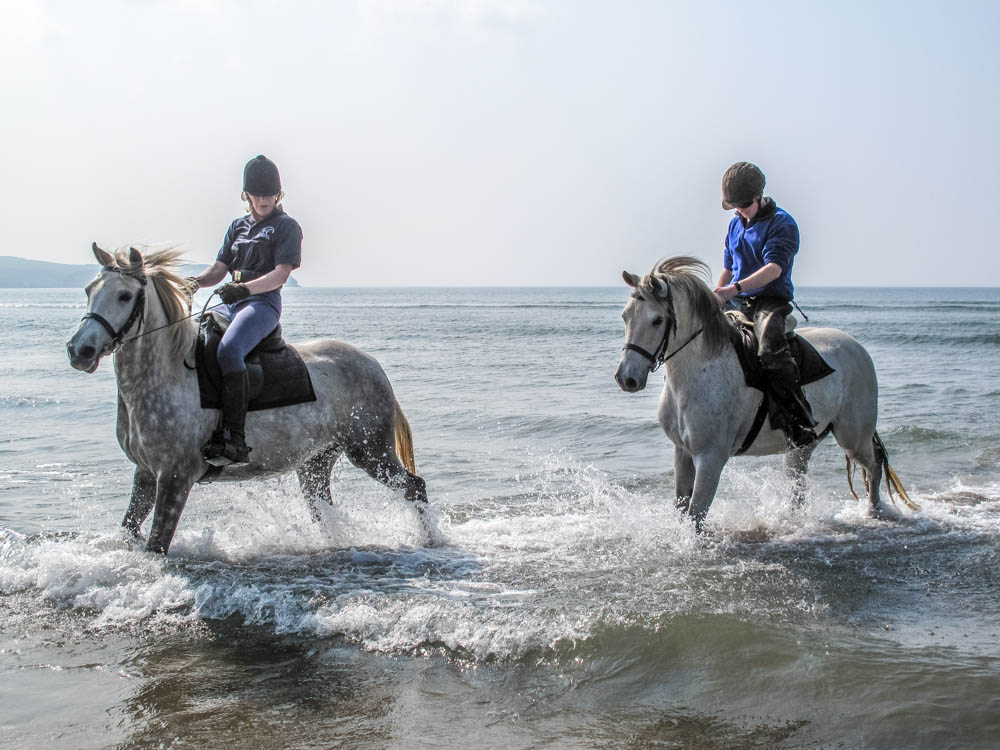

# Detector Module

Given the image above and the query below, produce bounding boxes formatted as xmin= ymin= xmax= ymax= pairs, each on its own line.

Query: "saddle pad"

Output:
xmin=790 ymin=334 xmax=836 ymax=386
xmin=195 ymin=339 xmax=317 ymax=412
xmin=729 ymin=324 xmax=835 ymax=391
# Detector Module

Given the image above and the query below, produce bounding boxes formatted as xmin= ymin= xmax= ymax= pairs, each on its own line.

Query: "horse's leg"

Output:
xmin=296 ymin=446 xmax=342 ymax=523
xmin=122 ymin=466 xmax=156 ymax=538
xmin=860 ymin=436 xmax=887 ymax=517
xmin=674 ymin=446 xmax=695 ymax=514
xmin=841 ymin=439 xmax=887 ymax=516
xmin=348 ymin=445 xmax=428 ymax=505
xmin=145 ymin=471 xmax=197 ymax=555
xmin=783 ymin=444 xmax=817 ymax=507
xmin=836 ymin=429 xmax=887 ymax=517
xmin=686 ymin=452 xmax=727 ymax=532
xmin=346 ymin=445 xmax=432 ymax=540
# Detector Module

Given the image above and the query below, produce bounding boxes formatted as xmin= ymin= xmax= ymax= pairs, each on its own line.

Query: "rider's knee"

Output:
xmin=216 ymin=342 xmax=245 ymax=376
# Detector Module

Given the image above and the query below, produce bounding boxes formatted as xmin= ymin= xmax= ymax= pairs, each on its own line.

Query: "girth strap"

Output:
xmin=735 ymin=397 xmax=769 ymax=455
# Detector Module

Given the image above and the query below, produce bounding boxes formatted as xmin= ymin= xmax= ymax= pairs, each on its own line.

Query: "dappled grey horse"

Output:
xmin=615 ymin=256 xmax=914 ymax=529
xmin=66 ymin=244 xmax=434 ymax=554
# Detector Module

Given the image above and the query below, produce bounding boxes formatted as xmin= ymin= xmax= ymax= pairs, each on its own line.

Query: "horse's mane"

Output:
xmin=638 ymin=256 xmax=731 ymax=354
xmin=113 ymin=245 xmax=194 ymax=360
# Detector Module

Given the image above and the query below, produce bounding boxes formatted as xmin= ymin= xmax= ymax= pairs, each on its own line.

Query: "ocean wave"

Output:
xmin=860 ymin=331 xmax=1000 ymax=346
xmin=4 ymin=449 xmax=1000 ymax=665
xmin=0 ymin=395 xmax=64 ymax=409
xmin=287 ymin=301 xmax=623 ymax=310
xmin=879 ymin=425 xmax=958 ymax=442
xmin=0 ymin=302 xmax=86 ymax=309
xmin=805 ymin=302 xmax=1000 ymax=313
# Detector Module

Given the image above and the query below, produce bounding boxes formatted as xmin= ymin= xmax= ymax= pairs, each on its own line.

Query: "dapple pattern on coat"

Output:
xmin=66 ymin=244 xmax=435 ymax=554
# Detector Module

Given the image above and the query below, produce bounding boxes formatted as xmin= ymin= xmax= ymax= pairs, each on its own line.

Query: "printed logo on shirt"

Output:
xmin=258 ymin=226 xmax=276 ymax=240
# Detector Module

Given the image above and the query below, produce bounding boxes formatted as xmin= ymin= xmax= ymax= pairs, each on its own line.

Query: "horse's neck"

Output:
xmin=663 ymin=299 xmax=735 ymax=390
xmin=114 ymin=294 xmax=195 ymax=398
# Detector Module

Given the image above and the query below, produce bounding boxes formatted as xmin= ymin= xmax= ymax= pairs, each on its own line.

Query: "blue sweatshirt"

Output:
xmin=723 ymin=200 xmax=799 ymax=300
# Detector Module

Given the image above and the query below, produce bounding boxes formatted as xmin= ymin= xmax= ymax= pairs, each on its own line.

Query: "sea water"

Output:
xmin=1 ymin=284 xmax=999 ymax=749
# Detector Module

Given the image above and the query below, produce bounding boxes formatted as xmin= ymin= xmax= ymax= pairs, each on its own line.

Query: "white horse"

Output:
xmin=66 ymin=244 xmax=434 ymax=554
xmin=614 ymin=256 xmax=913 ymax=529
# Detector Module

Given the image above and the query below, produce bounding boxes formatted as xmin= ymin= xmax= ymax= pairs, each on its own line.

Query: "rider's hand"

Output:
xmin=713 ymin=285 xmax=738 ymax=303
xmin=216 ymin=282 xmax=251 ymax=304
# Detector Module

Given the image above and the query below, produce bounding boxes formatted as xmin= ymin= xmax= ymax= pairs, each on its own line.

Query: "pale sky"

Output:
xmin=3 ymin=0 xmax=998 ymax=286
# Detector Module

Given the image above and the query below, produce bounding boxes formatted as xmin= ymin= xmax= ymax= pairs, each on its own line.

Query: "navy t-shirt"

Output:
xmin=216 ymin=208 xmax=303 ymax=280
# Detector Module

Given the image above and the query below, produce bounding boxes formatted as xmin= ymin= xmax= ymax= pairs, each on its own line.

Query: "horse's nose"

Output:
xmin=68 ymin=341 xmax=96 ymax=361
xmin=615 ymin=370 xmax=639 ymax=392
xmin=66 ymin=339 xmax=97 ymax=369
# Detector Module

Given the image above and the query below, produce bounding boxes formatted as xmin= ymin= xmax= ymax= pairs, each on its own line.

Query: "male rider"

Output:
xmin=712 ymin=161 xmax=817 ymax=448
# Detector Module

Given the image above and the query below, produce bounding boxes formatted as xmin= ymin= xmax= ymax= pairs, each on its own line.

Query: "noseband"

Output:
xmin=622 ymin=278 xmax=703 ymax=372
xmin=80 ymin=266 xmax=147 ymax=354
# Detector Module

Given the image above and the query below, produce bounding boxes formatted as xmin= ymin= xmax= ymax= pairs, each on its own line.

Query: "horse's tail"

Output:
xmin=394 ymin=401 xmax=417 ymax=475
xmin=846 ymin=431 xmax=919 ymax=510
xmin=874 ymin=431 xmax=919 ymax=510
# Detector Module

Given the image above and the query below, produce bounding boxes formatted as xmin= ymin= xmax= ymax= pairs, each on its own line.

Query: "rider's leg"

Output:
xmin=204 ymin=300 xmax=279 ymax=465
xmin=752 ymin=297 xmax=818 ymax=448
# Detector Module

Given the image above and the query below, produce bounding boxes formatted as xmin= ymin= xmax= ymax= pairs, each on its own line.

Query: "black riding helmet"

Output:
xmin=243 ymin=155 xmax=281 ymax=196
xmin=721 ymin=161 xmax=765 ymax=210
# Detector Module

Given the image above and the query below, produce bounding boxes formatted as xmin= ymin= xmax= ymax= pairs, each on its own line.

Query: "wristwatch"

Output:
xmin=734 ymin=281 xmax=743 ymax=293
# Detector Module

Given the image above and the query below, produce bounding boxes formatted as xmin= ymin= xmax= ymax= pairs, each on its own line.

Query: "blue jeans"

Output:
xmin=216 ymin=295 xmax=281 ymax=376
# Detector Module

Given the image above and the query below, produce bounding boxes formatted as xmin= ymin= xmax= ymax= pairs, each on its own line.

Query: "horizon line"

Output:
xmin=4 ymin=283 xmax=1000 ymax=290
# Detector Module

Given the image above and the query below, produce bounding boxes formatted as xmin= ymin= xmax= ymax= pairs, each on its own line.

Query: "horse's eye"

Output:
xmin=651 ymin=316 xmax=664 ymax=326
xmin=118 ymin=292 xmax=133 ymax=303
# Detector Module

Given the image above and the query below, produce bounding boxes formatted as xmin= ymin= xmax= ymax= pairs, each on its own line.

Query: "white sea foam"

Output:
xmin=0 ymin=530 xmax=196 ymax=627
xmin=3 ymin=441 xmax=1000 ymax=662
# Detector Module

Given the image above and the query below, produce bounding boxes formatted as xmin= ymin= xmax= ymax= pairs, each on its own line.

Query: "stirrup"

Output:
xmin=202 ymin=432 xmax=251 ymax=467
xmin=202 ymin=429 xmax=225 ymax=458
xmin=786 ymin=425 xmax=818 ymax=449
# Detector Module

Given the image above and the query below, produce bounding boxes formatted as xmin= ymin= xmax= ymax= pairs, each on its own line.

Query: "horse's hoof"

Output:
xmin=869 ymin=504 xmax=903 ymax=522
xmin=118 ymin=527 xmax=145 ymax=550
xmin=417 ymin=507 xmax=446 ymax=548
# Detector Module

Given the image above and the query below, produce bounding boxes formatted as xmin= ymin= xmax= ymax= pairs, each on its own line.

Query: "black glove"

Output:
xmin=216 ymin=282 xmax=251 ymax=305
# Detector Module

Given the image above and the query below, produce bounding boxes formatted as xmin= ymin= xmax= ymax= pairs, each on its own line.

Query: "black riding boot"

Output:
xmin=763 ymin=356 xmax=818 ymax=449
xmin=203 ymin=371 xmax=251 ymax=466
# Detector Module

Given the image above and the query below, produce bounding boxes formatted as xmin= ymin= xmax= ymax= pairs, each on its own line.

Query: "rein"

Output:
xmin=622 ymin=280 xmax=704 ymax=372
xmin=128 ymin=298 xmax=223 ymax=343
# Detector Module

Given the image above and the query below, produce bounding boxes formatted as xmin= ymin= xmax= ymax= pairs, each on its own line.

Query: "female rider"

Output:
xmin=189 ymin=155 xmax=303 ymax=465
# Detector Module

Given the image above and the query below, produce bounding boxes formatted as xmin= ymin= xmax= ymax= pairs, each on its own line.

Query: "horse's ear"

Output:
xmin=623 ymin=271 xmax=640 ymax=288
xmin=128 ymin=246 xmax=143 ymax=269
xmin=92 ymin=242 xmax=114 ymax=268
xmin=650 ymin=276 xmax=668 ymax=299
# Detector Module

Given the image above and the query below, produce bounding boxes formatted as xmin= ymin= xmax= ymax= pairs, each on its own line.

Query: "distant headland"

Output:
xmin=0 ymin=256 xmax=299 ymax=288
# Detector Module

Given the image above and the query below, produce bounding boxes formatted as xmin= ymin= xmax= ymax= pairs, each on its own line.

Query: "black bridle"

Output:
xmin=622 ymin=278 xmax=703 ymax=372
xmin=80 ymin=266 xmax=147 ymax=354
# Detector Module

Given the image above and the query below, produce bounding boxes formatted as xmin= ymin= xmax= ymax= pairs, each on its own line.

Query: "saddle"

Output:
xmin=726 ymin=312 xmax=835 ymax=454
xmin=194 ymin=311 xmax=317 ymax=412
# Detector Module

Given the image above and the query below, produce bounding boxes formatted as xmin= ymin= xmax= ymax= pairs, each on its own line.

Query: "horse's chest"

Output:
xmin=658 ymin=382 xmax=733 ymax=448
xmin=117 ymin=388 xmax=206 ymax=464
